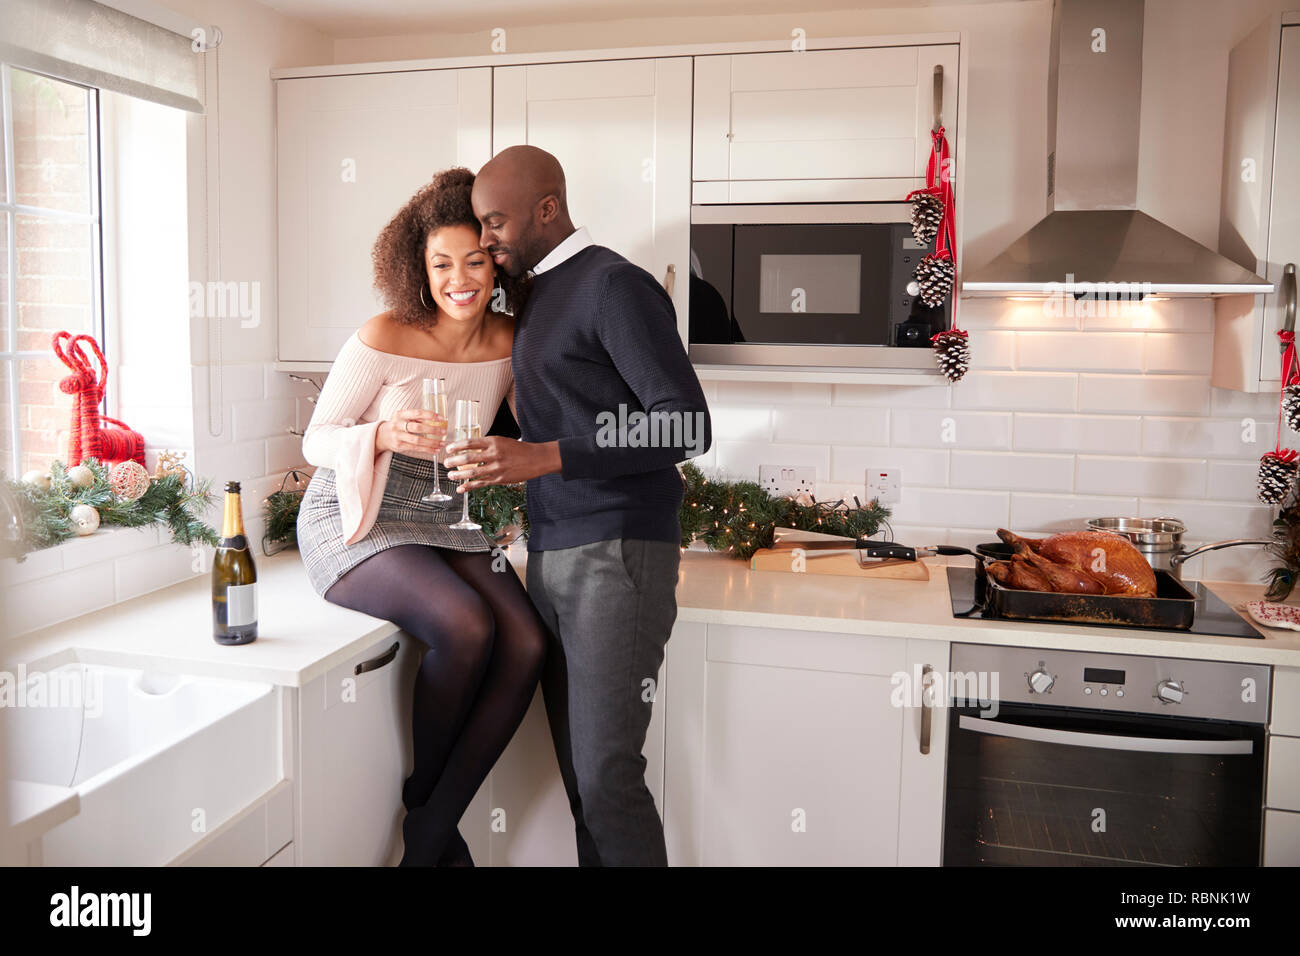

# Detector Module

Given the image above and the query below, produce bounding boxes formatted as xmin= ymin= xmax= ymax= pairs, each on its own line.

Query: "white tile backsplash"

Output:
xmin=698 ymin=300 xmax=1286 ymax=583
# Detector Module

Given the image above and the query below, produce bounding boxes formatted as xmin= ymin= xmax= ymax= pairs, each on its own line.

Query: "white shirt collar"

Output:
xmin=531 ymin=226 xmax=593 ymax=276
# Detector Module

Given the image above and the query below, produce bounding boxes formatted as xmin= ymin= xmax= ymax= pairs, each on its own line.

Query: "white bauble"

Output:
xmin=69 ymin=504 xmax=100 ymax=535
xmin=66 ymin=464 xmax=95 ymax=488
xmin=21 ymin=470 xmax=51 ymax=491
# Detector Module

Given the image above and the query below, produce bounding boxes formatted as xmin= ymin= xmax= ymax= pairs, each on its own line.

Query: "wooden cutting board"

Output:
xmin=749 ymin=546 xmax=931 ymax=580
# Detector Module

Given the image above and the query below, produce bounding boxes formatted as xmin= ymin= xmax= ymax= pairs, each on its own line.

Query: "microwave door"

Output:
xmin=731 ymin=224 xmax=892 ymax=345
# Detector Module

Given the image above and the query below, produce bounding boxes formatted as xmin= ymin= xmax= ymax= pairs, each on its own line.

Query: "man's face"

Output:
xmin=472 ymin=175 xmax=541 ymax=279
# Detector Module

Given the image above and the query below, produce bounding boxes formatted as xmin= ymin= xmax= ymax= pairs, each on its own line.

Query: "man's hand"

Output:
xmin=443 ymin=437 xmax=562 ymax=491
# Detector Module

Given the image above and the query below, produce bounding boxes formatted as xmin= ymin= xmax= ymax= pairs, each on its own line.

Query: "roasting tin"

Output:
xmin=970 ymin=562 xmax=1198 ymax=630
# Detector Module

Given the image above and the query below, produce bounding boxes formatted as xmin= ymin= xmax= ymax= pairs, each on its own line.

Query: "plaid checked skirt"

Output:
xmin=297 ymin=452 xmax=494 ymax=597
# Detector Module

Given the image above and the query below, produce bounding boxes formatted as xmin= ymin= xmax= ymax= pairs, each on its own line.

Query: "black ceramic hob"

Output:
xmin=946 ymin=566 xmax=1265 ymax=639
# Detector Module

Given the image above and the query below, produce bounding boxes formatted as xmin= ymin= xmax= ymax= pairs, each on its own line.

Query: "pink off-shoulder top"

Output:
xmin=301 ymin=331 xmax=515 ymax=545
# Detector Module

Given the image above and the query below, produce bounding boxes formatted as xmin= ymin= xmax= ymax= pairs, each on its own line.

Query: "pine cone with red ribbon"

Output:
xmin=1258 ymin=450 xmax=1298 ymax=505
xmin=932 ymin=329 xmax=970 ymax=384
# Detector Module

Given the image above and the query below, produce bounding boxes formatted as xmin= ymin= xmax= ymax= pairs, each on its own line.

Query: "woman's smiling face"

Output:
xmin=425 ymin=223 xmax=494 ymax=322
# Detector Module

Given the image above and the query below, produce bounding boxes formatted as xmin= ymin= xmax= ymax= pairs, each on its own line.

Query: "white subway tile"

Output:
xmin=951 ymin=451 xmax=1074 ymax=492
xmin=952 ymin=371 xmax=1077 ymax=411
xmin=831 ymin=383 xmax=950 ymax=408
xmin=266 ymin=434 xmax=308 ymax=475
xmin=1206 ymin=460 xmax=1261 ymax=502
xmin=773 ymin=405 xmax=887 ymax=445
xmin=6 ymin=562 xmax=116 ymax=638
xmin=1075 ymin=456 xmax=1207 ymax=498
xmin=714 ymin=381 xmax=831 ymax=405
xmin=831 ymin=445 xmax=949 ymax=486
xmin=0 ymin=545 xmax=64 ymax=587
xmin=967 ymin=330 xmax=1014 ymax=370
xmin=712 ymin=441 xmax=829 ymax=484
xmin=1010 ymin=493 xmax=1140 ymax=532
xmin=1077 ymin=374 xmax=1210 ymax=415
xmin=1144 ymin=333 xmax=1213 ymax=374
xmin=1080 ymin=298 xmax=1213 ymax=332
xmin=196 ymin=440 xmax=267 ymax=484
xmin=1014 ymin=413 xmax=1142 ymax=453
xmin=114 ymin=543 xmax=199 ymax=603
xmin=1210 ymin=386 xmax=1281 ymax=418
xmin=957 ymin=297 xmax=1079 ymax=331
xmin=264 ymin=366 xmax=322 ymax=399
xmin=707 ymin=405 xmax=772 ymax=443
xmin=1142 ymin=417 xmax=1276 ymax=459
xmin=892 ymin=409 xmax=1013 ymax=450
xmin=232 ymin=397 xmax=298 ymax=442
xmin=889 ymin=487 xmax=1010 ymax=529
xmin=1015 ymin=331 xmax=1144 ymax=372
xmin=1198 ymin=541 xmax=1277 ymax=584
xmin=1138 ymin=498 xmax=1274 ymax=541
xmin=60 ymin=525 xmax=163 ymax=570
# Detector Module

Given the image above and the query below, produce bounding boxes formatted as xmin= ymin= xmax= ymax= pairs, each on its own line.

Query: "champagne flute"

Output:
xmin=449 ymin=399 xmax=482 ymax=530
xmin=420 ymin=378 xmax=453 ymax=504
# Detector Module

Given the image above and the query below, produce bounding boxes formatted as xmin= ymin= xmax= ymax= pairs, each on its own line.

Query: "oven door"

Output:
xmin=942 ymin=703 xmax=1265 ymax=866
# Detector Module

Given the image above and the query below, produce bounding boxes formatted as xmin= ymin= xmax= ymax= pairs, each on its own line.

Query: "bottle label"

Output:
xmin=226 ymin=583 xmax=257 ymax=628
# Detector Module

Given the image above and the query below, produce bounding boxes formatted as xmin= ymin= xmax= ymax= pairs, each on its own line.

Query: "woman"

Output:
xmin=297 ymin=167 xmax=545 ymax=867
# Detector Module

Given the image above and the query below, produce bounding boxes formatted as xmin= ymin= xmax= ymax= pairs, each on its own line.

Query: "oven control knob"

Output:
xmin=1027 ymin=669 xmax=1055 ymax=694
xmin=1155 ymin=679 xmax=1185 ymax=704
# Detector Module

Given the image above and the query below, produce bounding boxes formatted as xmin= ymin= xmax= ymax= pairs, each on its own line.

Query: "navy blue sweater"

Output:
xmin=513 ymin=244 xmax=712 ymax=552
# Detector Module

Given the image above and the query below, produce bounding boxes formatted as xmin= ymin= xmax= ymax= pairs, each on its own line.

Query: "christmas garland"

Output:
xmin=265 ymin=462 xmax=892 ymax=562
xmin=4 ymin=458 xmax=218 ymax=559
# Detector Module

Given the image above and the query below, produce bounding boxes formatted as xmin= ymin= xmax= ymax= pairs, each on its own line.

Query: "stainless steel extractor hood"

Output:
xmin=962 ymin=0 xmax=1273 ymax=298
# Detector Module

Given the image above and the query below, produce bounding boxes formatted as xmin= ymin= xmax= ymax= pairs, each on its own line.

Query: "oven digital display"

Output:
xmin=1083 ymin=667 xmax=1126 ymax=685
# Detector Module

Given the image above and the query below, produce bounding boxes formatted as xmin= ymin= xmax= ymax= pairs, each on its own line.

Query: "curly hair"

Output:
xmin=371 ymin=166 xmax=529 ymax=326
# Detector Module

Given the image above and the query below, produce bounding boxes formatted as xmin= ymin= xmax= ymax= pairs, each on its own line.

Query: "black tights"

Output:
xmin=324 ymin=544 xmax=547 ymax=866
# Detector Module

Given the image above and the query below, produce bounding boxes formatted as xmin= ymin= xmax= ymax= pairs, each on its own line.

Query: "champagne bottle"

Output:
xmin=213 ymin=480 xmax=258 ymax=645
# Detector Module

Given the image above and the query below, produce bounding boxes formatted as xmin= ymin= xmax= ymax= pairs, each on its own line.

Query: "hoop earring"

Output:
xmin=419 ymin=285 xmax=433 ymax=310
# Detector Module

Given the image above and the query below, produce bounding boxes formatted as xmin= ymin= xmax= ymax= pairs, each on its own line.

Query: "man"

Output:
xmin=444 ymin=145 xmax=711 ymax=866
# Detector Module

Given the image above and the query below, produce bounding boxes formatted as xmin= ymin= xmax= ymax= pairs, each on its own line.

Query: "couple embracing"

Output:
xmin=297 ymin=146 xmax=712 ymax=866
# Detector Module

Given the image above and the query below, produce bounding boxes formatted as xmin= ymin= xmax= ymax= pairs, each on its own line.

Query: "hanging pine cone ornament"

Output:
xmin=1283 ymin=384 xmax=1300 ymax=433
xmin=932 ymin=329 xmax=970 ymax=384
xmin=1257 ymin=451 xmax=1298 ymax=504
xmin=910 ymin=192 xmax=945 ymax=246
xmin=914 ymin=253 xmax=955 ymax=307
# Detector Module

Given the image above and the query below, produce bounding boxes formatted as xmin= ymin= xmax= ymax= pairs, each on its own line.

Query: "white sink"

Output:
xmin=3 ymin=663 xmax=278 ymax=865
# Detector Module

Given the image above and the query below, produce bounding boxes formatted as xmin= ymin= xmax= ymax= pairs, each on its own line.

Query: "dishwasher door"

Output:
xmin=942 ymin=702 xmax=1266 ymax=866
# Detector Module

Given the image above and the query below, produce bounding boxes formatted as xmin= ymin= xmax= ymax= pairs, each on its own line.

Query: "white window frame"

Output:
xmin=0 ymin=62 xmax=107 ymax=478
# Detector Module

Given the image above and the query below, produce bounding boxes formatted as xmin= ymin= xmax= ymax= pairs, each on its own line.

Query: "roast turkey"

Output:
xmin=986 ymin=529 xmax=1157 ymax=597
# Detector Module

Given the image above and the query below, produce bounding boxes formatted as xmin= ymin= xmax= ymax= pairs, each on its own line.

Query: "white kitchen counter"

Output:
xmin=4 ymin=547 xmax=1300 ymax=685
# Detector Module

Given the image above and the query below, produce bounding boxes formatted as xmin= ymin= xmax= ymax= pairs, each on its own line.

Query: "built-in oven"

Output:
xmin=688 ymin=203 xmax=951 ymax=369
xmin=942 ymin=644 xmax=1270 ymax=867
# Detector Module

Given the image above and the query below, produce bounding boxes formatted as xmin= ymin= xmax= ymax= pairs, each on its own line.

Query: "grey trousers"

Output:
xmin=526 ymin=537 xmax=681 ymax=866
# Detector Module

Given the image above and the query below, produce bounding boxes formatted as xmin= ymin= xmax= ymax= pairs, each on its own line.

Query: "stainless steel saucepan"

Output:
xmin=1086 ymin=517 xmax=1273 ymax=580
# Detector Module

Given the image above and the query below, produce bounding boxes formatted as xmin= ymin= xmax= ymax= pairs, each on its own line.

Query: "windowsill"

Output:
xmin=2 ymin=525 xmax=165 ymax=585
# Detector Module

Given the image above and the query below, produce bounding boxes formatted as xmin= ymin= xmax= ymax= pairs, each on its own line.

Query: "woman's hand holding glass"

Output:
xmin=377 ymin=408 xmax=448 ymax=457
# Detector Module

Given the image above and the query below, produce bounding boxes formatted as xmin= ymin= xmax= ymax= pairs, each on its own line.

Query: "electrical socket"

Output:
xmin=759 ymin=465 xmax=817 ymax=498
xmin=866 ymin=468 xmax=901 ymax=505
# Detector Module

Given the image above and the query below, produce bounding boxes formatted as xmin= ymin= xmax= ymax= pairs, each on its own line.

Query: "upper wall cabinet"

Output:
xmin=1214 ymin=16 xmax=1300 ymax=392
xmin=493 ymin=58 xmax=692 ymax=341
xmin=692 ymin=45 xmax=958 ymax=204
xmin=276 ymin=69 xmax=491 ymax=365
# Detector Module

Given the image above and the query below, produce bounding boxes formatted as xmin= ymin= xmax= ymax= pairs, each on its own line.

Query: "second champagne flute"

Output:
xmin=449 ymin=398 xmax=482 ymax=531
xmin=419 ymin=377 xmax=453 ymax=504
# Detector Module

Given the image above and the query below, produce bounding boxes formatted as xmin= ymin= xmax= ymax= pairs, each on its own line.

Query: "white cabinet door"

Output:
xmin=492 ymin=58 xmax=692 ymax=343
xmin=693 ymin=45 xmax=958 ymax=203
xmin=1261 ymin=25 xmax=1300 ymax=385
xmin=296 ymin=633 xmax=421 ymax=866
xmin=897 ymin=639 xmax=950 ymax=865
xmin=664 ymin=622 xmax=924 ymax=866
xmin=276 ymin=69 xmax=492 ymax=364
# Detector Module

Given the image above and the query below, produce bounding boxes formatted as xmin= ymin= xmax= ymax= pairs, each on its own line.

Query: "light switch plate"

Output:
xmin=759 ymin=465 xmax=817 ymax=498
xmin=866 ymin=468 xmax=901 ymax=505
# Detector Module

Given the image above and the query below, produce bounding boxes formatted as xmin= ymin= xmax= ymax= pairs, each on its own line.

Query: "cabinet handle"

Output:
xmin=932 ymin=64 xmax=944 ymax=132
xmin=919 ymin=664 xmax=935 ymax=755
xmin=355 ymin=641 xmax=399 ymax=675
xmin=662 ymin=263 xmax=676 ymax=298
xmin=1281 ymin=263 xmax=1297 ymax=353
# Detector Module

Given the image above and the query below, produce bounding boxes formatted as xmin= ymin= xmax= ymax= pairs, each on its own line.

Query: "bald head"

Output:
xmin=472 ymin=145 xmax=575 ymax=278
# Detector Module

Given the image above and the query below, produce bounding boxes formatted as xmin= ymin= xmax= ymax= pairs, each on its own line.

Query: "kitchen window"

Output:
xmin=0 ymin=64 xmax=105 ymax=479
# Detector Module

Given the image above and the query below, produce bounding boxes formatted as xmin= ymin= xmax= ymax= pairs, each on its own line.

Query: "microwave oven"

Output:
xmin=687 ymin=203 xmax=951 ymax=369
